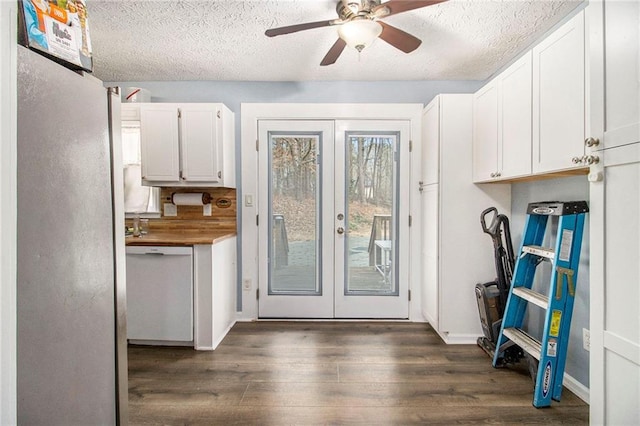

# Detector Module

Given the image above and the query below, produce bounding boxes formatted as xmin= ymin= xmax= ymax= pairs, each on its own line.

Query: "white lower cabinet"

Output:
xmin=194 ymin=237 xmax=237 ymax=350
xmin=421 ymin=94 xmax=511 ymax=342
xmin=126 ymin=237 xmax=237 ymax=350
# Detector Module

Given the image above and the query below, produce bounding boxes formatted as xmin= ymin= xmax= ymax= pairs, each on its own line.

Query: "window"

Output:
xmin=122 ymin=121 xmax=160 ymax=216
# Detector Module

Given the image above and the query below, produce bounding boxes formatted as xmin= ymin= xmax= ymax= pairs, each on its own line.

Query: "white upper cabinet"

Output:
xmin=140 ymin=104 xmax=180 ymax=182
xmin=499 ymin=51 xmax=533 ymax=178
xmin=181 ymin=105 xmax=221 ymax=182
xmin=472 ymin=79 xmax=499 ymax=182
xmin=473 ymin=51 xmax=533 ymax=183
xmin=421 ymin=97 xmax=441 ymax=185
xmin=138 ymin=103 xmax=235 ymax=188
xmin=532 ymin=11 xmax=586 ymax=173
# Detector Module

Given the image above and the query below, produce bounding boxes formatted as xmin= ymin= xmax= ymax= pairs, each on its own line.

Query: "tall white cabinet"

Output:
xmin=421 ymin=94 xmax=511 ymax=342
xmin=588 ymin=1 xmax=640 ymax=424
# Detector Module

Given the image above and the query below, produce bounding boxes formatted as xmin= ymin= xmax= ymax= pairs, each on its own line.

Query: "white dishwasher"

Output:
xmin=126 ymin=246 xmax=193 ymax=343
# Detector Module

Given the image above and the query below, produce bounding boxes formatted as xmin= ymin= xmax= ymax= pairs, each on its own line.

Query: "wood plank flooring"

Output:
xmin=128 ymin=322 xmax=588 ymax=425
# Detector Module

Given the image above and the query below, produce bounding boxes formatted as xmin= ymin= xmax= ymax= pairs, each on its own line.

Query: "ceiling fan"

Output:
xmin=265 ymin=0 xmax=447 ymax=66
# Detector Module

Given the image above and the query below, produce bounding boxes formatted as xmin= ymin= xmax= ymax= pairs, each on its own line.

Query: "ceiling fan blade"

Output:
xmin=320 ymin=38 xmax=347 ymax=66
xmin=373 ymin=0 xmax=448 ymax=18
xmin=265 ymin=19 xmax=339 ymax=37
xmin=378 ymin=21 xmax=422 ymax=53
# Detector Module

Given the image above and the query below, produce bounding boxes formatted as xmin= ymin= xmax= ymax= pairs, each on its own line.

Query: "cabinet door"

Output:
xmin=140 ymin=105 xmax=180 ymax=182
xmin=590 ymin=143 xmax=640 ymax=425
xmin=421 ymin=184 xmax=439 ymax=330
xmin=422 ymin=98 xmax=440 ymax=185
xmin=532 ymin=12 xmax=585 ymax=173
xmin=603 ymin=5 xmax=640 ymax=147
xmin=181 ymin=105 xmax=221 ymax=183
xmin=499 ymin=51 xmax=533 ymax=179
xmin=472 ymin=80 xmax=499 ymax=182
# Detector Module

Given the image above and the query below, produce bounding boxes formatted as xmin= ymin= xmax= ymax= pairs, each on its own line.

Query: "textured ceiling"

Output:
xmin=89 ymin=0 xmax=583 ymax=82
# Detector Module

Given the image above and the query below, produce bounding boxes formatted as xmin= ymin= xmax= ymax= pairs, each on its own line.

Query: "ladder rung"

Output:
xmin=522 ymin=245 xmax=555 ymax=259
xmin=512 ymin=287 xmax=549 ymax=310
xmin=503 ymin=328 xmax=542 ymax=360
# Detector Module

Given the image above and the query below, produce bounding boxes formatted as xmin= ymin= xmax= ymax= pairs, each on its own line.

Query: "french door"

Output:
xmin=257 ymin=119 xmax=410 ymax=318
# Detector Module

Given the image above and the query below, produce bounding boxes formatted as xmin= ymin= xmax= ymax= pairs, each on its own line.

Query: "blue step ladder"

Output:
xmin=492 ymin=201 xmax=588 ymax=408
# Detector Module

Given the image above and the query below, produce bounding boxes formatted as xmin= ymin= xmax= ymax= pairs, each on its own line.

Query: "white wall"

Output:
xmin=106 ymin=80 xmax=484 ymax=311
xmin=0 ymin=1 xmax=17 ymax=424
xmin=511 ymin=176 xmax=590 ymax=393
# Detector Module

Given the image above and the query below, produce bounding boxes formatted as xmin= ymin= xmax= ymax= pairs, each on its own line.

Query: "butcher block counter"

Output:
xmin=125 ymin=230 xmax=236 ymax=246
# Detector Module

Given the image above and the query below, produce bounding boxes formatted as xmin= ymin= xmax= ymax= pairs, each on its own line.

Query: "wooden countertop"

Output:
xmin=125 ymin=230 xmax=236 ymax=246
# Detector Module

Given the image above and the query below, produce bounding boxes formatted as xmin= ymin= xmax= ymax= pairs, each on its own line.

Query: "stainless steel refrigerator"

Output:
xmin=16 ymin=46 xmax=127 ymax=424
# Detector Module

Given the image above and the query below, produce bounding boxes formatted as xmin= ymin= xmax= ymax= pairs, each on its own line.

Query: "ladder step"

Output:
xmin=522 ymin=245 xmax=555 ymax=260
xmin=512 ymin=287 xmax=549 ymax=310
xmin=503 ymin=328 xmax=542 ymax=360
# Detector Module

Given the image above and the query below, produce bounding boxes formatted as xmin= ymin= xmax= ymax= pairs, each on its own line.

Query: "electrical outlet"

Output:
xmin=583 ymin=328 xmax=590 ymax=351
xmin=243 ymin=279 xmax=252 ymax=291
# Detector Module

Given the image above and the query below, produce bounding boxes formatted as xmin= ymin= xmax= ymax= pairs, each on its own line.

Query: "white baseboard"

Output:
xmin=209 ymin=320 xmax=236 ymax=350
xmin=563 ymin=372 xmax=590 ymax=404
xmin=441 ymin=333 xmax=480 ymax=344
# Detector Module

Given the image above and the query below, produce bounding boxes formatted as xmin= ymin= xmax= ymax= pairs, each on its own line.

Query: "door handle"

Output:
xmin=336 ymin=227 xmax=345 ymax=235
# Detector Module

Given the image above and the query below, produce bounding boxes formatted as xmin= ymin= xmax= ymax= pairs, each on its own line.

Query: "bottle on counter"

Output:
xmin=133 ymin=214 xmax=141 ymax=237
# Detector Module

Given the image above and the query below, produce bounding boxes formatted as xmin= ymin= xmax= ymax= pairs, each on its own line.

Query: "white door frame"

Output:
xmin=0 ymin=2 xmax=18 ymax=423
xmin=240 ymin=103 xmax=423 ymax=321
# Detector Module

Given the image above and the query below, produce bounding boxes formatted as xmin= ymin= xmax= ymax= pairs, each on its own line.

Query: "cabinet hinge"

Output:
xmin=256 ymin=215 xmax=259 ymax=226
xmin=256 ymin=289 xmax=260 ymax=300
xmin=256 ymin=139 xmax=259 ymax=152
xmin=409 ymin=140 xmax=413 ymax=152
xmin=178 ymin=109 xmax=181 ymax=119
xmin=409 ymin=215 xmax=412 ymax=227
xmin=408 ymin=289 xmax=411 ymax=302
xmin=218 ymin=171 xmax=222 ymax=179
xmin=217 ymin=110 xmax=221 ymax=119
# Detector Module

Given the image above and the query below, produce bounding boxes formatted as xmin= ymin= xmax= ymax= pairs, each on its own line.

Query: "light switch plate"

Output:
xmin=245 ymin=194 xmax=253 ymax=207
xmin=164 ymin=203 xmax=177 ymax=217
xmin=203 ymin=204 xmax=212 ymax=216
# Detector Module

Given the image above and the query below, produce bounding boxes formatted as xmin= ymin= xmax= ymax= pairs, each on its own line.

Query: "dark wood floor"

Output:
xmin=128 ymin=322 xmax=588 ymax=425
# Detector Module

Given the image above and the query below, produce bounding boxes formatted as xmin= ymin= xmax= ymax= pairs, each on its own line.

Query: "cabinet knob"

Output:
xmin=571 ymin=156 xmax=584 ymax=164
xmin=584 ymin=155 xmax=600 ymax=165
xmin=585 ymin=137 xmax=600 ymax=148
xmin=495 ymin=172 xmax=501 ymax=177
xmin=490 ymin=172 xmax=496 ymax=178
xmin=336 ymin=227 xmax=345 ymax=235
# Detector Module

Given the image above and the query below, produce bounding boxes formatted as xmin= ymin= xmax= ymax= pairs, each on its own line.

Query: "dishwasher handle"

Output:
xmin=126 ymin=246 xmax=192 ymax=256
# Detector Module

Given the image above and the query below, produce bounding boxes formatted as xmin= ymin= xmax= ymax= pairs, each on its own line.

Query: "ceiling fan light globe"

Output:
xmin=337 ymin=19 xmax=382 ymax=51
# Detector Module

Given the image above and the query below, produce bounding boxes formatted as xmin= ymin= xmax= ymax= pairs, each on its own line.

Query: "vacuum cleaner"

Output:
xmin=475 ymin=207 xmax=523 ymax=365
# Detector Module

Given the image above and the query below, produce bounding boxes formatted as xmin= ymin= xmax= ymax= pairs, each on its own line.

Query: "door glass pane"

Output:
xmin=269 ymin=134 xmax=321 ymax=294
xmin=345 ymin=134 xmax=398 ymax=295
